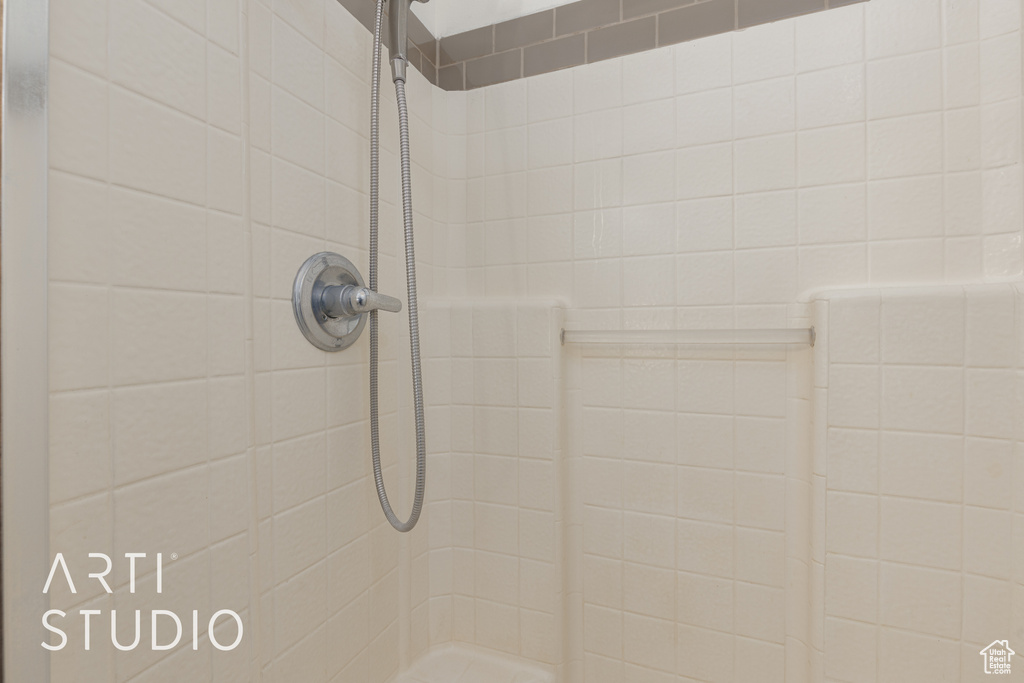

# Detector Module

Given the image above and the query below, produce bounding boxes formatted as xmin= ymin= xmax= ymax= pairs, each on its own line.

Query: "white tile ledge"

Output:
xmin=808 ymin=281 xmax=1024 ymax=303
xmin=561 ymin=327 xmax=814 ymax=346
xmin=424 ymin=297 xmax=569 ymax=311
xmin=393 ymin=644 xmax=556 ymax=683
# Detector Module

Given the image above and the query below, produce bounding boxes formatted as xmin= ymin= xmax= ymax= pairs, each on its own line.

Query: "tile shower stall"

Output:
xmin=34 ymin=0 xmax=1024 ymax=681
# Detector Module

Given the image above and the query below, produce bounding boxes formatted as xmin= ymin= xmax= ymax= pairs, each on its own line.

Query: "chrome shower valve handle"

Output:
xmin=321 ymin=284 xmax=402 ymax=318
xmin=292 ymin=252 xmax=400 ymax=351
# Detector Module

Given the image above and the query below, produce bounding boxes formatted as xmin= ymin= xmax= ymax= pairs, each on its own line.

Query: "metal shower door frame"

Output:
xmin=1 ymin=0 xmax=50 ymax=680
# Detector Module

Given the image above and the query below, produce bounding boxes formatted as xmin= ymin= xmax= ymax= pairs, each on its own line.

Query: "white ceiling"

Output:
xmin=412 ymin=0 xmax=577 ymax=38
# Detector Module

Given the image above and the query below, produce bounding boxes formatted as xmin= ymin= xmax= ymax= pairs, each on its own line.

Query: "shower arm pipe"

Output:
xmin=561 ymin=327 xmax=815 ymax=347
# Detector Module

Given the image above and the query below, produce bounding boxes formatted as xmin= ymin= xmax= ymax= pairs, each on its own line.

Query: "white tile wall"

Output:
xmin=815 ymin=284 xmax=1024 ymax=682
xmin=46 ymin=0 xmax=1024 ymax=681
xmin=442 ymin=301 xmax=563 ymax=674
xmin=457 ymin=1 xmax=1024 ymax=682
xmin=461 ymin=0 xmax=1023 ymax=304
xmin=48 ymin=0 xmax=451 ymax=680
xmin=561 ymin=339 xmax=795 ymax=681
xmin=48 ymin=0 xmax=252 ymax=678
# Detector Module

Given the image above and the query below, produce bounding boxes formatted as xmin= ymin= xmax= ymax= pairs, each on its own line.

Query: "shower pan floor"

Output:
xmin=394 ymin=645 xmax=555 ymax=683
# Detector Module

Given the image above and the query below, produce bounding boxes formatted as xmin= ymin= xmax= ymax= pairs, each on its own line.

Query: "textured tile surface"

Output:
xmin=815 ymin=284 xmax=1024 ymax=682
xmin=394 ymin=645 xmax=556 ymax=683
xmin=45 ymin=1 xmax=1024 ymax=683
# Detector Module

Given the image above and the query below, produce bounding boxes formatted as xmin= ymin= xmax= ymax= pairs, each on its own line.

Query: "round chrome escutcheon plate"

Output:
xmin=292 ymin=252 xmax=367 ymax=351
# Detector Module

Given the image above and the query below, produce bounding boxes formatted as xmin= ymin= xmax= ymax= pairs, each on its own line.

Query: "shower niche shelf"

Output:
xmin=561 ymin=327 xmax=815 ymax=346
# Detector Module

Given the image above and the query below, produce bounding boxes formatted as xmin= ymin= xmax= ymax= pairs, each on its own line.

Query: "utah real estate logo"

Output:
xmin=980 ymin=640 xmax=1015 ymax=675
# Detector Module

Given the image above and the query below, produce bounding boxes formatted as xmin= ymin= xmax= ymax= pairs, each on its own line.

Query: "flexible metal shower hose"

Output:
xmin=368 ymin=0 xmax=426 ymax=532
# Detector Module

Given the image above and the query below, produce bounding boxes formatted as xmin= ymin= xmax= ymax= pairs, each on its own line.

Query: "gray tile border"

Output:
xmin=439 ymin=24 xmax=494 ymax=65
xmin=438 ymin=62 xmax=465 ymax=91
xmin=738 ymin=0 xmax=826 ymax=28
xmin=587 ymin=16 xmax=657 ymax=63
xmin=658 ymin=0 xmax=737 ymax=47
xmin=406 ymin=44 xmax=421 ymax=72
xmin=465 ymin=49 xmax=523 ymax=89
xmin=623 ymin=0 xmax=697 ymax=20
xmin=495 ymin=10 xmax=555 ymax=53
xmin=337 ymin=0 xmax=377 ymax=33
xmin=524 ymin=33 xmax=586 ymax=77
xmin=420 ymin=54 xmax=437 ymax=84
xmin=555 ymin=0 xmax=622 ymax=36
xmin=333 ymin=0 xmax=869 ymax=91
